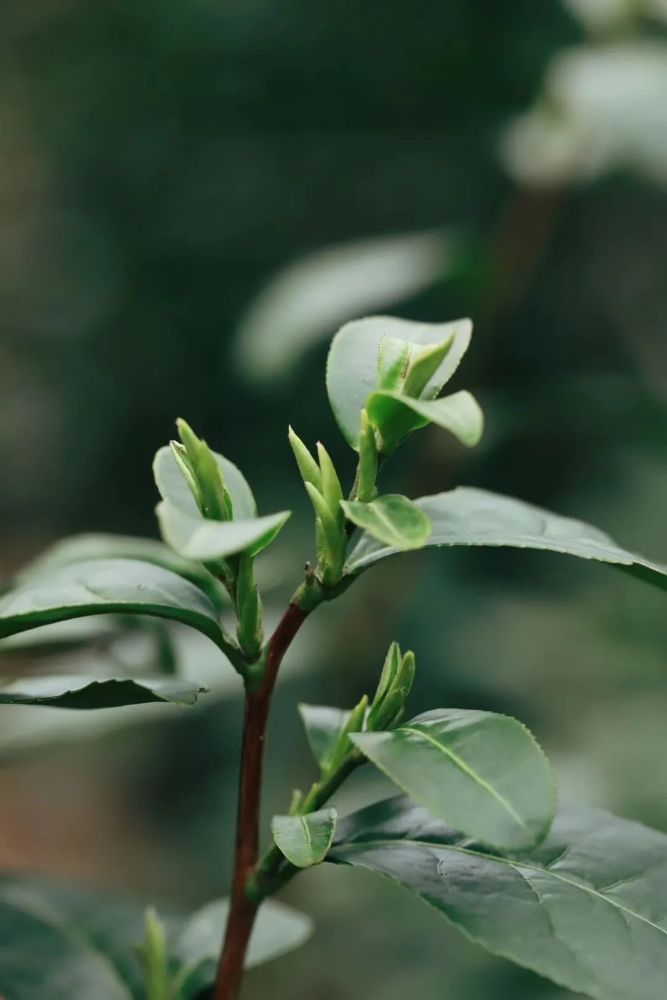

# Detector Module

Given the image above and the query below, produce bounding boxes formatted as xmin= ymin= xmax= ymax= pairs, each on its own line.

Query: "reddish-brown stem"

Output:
xmin=213 ymin=601 xmax=309 ymax=1000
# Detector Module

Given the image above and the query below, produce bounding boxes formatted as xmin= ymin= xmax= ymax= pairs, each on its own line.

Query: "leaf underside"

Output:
xmin=0 ymin=675 xmax=205 ymax=709
xmin=342 ymin=495 xmax=432 ymax=550
xmin=331 ymin=796 xmax=667 ymax=1000
xmin=271 ymin=809 xmax=338 ymax=868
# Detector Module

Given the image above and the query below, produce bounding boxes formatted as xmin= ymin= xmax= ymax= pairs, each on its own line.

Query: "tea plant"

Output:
xmin=1 ymin=316 xmax=666 ymax=1000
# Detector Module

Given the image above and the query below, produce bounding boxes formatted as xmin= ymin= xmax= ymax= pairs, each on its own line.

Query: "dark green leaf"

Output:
xmin=332 ymin=796 xmax=667 ymax=1000
xmin=366 ymin=389 xmax=483 ymax=454
xmin=298 ymin=703 xmax=351 ymax=769
xmin=156 ymin=501 xmax=291 ymax=561
xmin=12 ymin=533 xmax=227 ymax=610
xmin=271 ymin=808 xmax=338 ymax=868
xmin=345 ymin=486 xmax=667 ymax=591
xmin=0 ymin=675 xmax=205 ymax=709
xmin=326 ymin=316 xmax=472 ymax=449
xmin=351 ymin=709 xmax=555 ymax=850
xmin=0 ymin=559 xmax=226 ymax=650
xmin=173 ymin=898 xmax=313 ymax=998
xmin=341 ymin=495 xmax=432 ymax=551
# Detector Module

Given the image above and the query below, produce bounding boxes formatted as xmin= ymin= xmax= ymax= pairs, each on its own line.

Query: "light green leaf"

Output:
xmin=298 ymin=703 xmax=351 ymax=769
xmin=156 ymin=502 xmax=291 ymax=561
xmin=326 ymin=316 xmax=472 ymax=449
xmin=366 ymin=389 xmax=483 ymax=454
xmin=345 ymin=486 xmax=667 ymax=591
xmin=0 ymin=559 xmax=226 ymax=650
xmin=0 ymin=617 xmax=121 ymax=656
xmin=153 ymin=445 xmax=256 ymax=520
xmin=331 ymin=796 xmax=667 ymax=1000
xmin=235 ymin=230 xmax=452 ymax=381
xmin=0 ymin=675 xmax=205 ymax=709
xmin=173 ymin=898 xmax=313 ymax=998
xmin=351 ymin=709 xmax=554 ymax=850
xmin=13 ymin=532 xmax=227 ymax=610
xmin=342 ymin=495 xmax=432 ymax=551
xmin=271 ymin=808 xmax=338 ymax=868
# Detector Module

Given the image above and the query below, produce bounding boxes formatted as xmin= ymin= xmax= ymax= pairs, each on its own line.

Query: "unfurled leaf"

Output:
xmin=332 ymin=796 xmax=667 ymax=1000
xmin=0 ymin=675 xmax=205 ymax=709
xmin=345 ymin=486 xmax=667 ymax=591
xmin=0 ymin=617 xmax=121 ymax=656
xmin=14 ymin=533 xmax=227 ymax=610
xmin=0 ymin=559 xmax=226 ymax=650
xmin=351 ymin=709 xmax=554 ymax=850
xmin=326 ymin=316 xmax=472 ymax=449
xmin=156 ymin=502 xmax=290 ymax=562
xmin=271 ymin=808 xmax=338 ymax=868
xmin=298 ymin=703 xmax=351 ymax=769
xmin=153 ymin=446 xmax=256 ymax=521
xmin=342 ymin=496 xmax=431 ymax=551
xmin=366 ymin=389 xmax=483 ymax=454
xmin=173 ymin=898 xmax=313 ymax=998
xmin=235 ymin=230 xmax=452 ymax=381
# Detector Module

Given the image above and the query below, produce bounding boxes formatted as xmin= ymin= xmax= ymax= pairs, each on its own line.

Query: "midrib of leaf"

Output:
xmin=0 ymin=894 xmax=134 ymax=998
xmin=300 ymin=816 xmax=314 ymax=856
xmin=368 ymin=504 xmax=409 ymax=546
xmin=400 ymin=726 xmax=527 ymax=831
xmin=340 ymin=838 xmax=667 ymax=937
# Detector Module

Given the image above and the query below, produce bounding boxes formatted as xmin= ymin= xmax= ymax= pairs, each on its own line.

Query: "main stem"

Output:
xmin=213 ymin=600 xmax=310 ymax=1000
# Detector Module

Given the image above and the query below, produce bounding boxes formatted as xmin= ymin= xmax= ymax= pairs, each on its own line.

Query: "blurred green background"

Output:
xmin=1 ymin=0 xmax=666 ymax=996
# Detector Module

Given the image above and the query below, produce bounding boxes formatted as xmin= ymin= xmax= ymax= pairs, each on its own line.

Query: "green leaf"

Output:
xmin=234 ymin=230 xmax=452 ymax=381
xmin=326 ymin=316 xmax=472 ymax=449
xmin=173 ymin=898 xmax=313 ymax=998
xmin=345 ymin=486 xmax=667 ymax=591
xmin=0 ymin=675 xmax=205 ymax=709
xmin=0 ymin=617 xmax=121 ymax=656
xmin=153 ymin=445 xmax=256 ymax=521
xmin=271 ymin=808 xmax=338 ymax=868
xmin=14 ymin=533 xmax=228 ymax=610
xmin=331 ymin=796 xmax=667 ymax=1000
xmin=366 ymin=389 xmax=483 ymax=454
xmin=156 ymin=502 xmax=291 ymax=562
xmin=299 ymin=703 xmax=351 ymax=769
xmin=342 ymin=495 xmax=432 ymax=551
xmin=0 ymin=559 xmax=226 ymax=650
xmin=351 ymin=709 xmax=554 ymax=850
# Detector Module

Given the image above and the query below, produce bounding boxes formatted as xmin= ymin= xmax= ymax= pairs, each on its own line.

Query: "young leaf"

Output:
xmin=173 ymin=898 xmax=313 ymax=998
xmin=138 ymin=908 xmax=170 ymax=1000
xmin=351 ymin=709 xmax=555 ymax=850
xmin=345 ymin=486 xmax=667 ymax=591
xmin=156 ymin=502 xmax=291 ymax=562
xmin=341 ymin=495 xmax=432 ymax=551
xmin=271 ymin=808 xmax=338 ymax=868
xmin=326 ymin=316 xmax=472 ymax=449
xmin=153 ymin=445 xmax=256 ymax=521
xmin=0 ymin=559 xmax=227 ymax=650
xmin=0 ymin=675 xmax=206 ymax=709
xmin=298 ymin=703 xmax=351 ymax=769
xmin=366 ymin=389 xmax=483 ymax=454
xmin=331 ymin=796 xmax=667 ymax=1000
xmin=14 ymin=533 xmax=228 ymax=610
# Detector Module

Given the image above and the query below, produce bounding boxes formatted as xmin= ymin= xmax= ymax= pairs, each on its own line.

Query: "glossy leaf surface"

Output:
xmin=326 ymin=316 xmax=472 ymax=449
xmin=0 ymin=675 xmax=205 ymax=709
xmin=345 ymin=486 xmax=667 ymax=591
xmin=332 ymin=796 xmax=667 ymax=1000
xmin=352 ymin=709 xmax=554 ymax=849
xmin=0 ymin=559 xmax=226 ymax=649
xmin=342 ymin=495 xmax=432 ymax=550
xmin=271 ymin=808 xmax=338 ymax=868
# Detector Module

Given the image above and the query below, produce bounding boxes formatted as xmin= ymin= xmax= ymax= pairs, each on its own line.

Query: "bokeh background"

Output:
xmin=1 ymin=0 xmax=667 ymax=996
